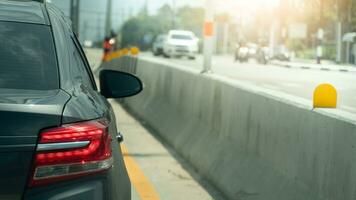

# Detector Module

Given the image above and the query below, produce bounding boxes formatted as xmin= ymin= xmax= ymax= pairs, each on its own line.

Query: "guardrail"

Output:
xmin=101 ymin=56 xmax=356 ymax=200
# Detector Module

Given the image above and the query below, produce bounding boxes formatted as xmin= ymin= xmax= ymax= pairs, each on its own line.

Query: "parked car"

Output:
xmin=163 ymin=30 xmax=199 ymax=59
xmin=0 ymin=1 xmax=142 ymax=200
xmin=152 ymin=34 xmax=167 ymax=56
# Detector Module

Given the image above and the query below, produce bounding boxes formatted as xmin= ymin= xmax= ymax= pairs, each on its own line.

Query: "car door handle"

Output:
xmin=116 ymin=132 xmax=124 ymax=143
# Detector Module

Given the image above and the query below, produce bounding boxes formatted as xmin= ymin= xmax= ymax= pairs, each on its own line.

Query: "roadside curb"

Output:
xmin=271 ymin=61 xmax=356 ymax=73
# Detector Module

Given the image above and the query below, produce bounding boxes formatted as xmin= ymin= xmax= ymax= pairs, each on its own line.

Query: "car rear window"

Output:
xmin=171 ymin=34 xmax=193 ymax=40
xmin=0 ymin=21 xmax=59 ymax=90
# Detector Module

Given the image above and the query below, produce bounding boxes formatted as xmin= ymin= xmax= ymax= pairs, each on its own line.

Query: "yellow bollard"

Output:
xmin=116 ymin=50 xmax=122 ymax=58
xmin=313 ymin=83 xmax=337 ymax=108
xmin=107 ymin=52 xmax=115 ymax=62
xmin=112 ymin=51 xmax=120 ymax=59
xmin=130 ymin=47 xmax=140 ymax=55
xmin=122 ymin=48 xmax=129 ymax=55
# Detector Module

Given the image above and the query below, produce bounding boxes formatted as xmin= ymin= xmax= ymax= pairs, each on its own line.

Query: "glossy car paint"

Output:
xmin=0 ymin=1 xmax=130 ymax=200
xmin=0 ymin=90 xmax=70 ymax=200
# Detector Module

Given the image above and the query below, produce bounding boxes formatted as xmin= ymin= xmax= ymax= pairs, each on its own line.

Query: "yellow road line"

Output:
xmin=121 ymin=145 xmax=160 ymax=200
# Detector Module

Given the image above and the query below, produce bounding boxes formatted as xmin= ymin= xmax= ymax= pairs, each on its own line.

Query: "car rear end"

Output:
xmin=164 ymin=30 xmax=199 ymax=58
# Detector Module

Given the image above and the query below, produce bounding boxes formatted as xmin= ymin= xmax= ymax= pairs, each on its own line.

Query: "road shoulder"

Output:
xmin=109 ymin=100 xmax=226 ymax=200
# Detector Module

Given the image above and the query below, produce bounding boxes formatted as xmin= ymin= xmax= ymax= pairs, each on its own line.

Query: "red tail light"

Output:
xmin=29 ymin=120 xmax=113 ymax=187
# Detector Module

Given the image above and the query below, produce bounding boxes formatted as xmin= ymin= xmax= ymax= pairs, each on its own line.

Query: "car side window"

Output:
xmin=71 ymin=39 xmax=95 ymax=90
xmin=72 ymin=36 xmax=98 ymax=90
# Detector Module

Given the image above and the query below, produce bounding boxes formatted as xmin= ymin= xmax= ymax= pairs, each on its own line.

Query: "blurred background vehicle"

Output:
xmin=83 ymin=40 xmax=93 ymax=48
xmin=273 ymin=46 xmax=291 ymax=61
xmin=235 ymin=43 xmax=250 ymax=63
xmin=247 ymin=43 xmax=258 ymax=59
xmin=152 ymin=34 xmax=167 ymax=56
xmin=163 ymin=30 xmax=199 ymax=59
xmin=257 ymin=46 xmax=270 ymax=65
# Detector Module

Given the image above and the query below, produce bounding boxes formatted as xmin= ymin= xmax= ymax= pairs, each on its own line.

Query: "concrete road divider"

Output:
xmin=101 ymin=57 xmax=356 ymax=200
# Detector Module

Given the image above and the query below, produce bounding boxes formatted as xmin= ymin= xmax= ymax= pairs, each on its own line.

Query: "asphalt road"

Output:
xmin=141 ymin=53 xmax=356 ymax=114
xmin=85 ymin=48 xmax=225 ymax=200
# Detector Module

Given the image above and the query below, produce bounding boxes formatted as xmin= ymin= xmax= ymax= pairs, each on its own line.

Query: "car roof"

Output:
xmin=0 ymin=0 xmax=48 ymax=25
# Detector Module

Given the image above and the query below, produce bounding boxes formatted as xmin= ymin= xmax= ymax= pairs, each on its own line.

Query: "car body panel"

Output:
xmin=0 ymin=89 xmax=70 ymax=200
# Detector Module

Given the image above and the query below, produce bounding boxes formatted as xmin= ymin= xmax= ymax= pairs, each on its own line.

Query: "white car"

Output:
xmin=163 ymin=30 xmax=199 ymax=59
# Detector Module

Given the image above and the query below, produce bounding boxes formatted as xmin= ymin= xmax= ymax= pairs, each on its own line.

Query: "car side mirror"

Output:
xmin=99 ymin=70 xmax=143 ymax=99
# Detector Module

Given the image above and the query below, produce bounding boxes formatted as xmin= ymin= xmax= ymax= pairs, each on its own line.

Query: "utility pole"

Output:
xmin=346 ymin=0 xmax=353 ymax=63
xmin=105 ymin=0 xmax=112 ymax=37
xmin=316 ymin=0 xmax=324 ymax=64
xmin=336 ymin=0 xmax=342 ymax=64
xmin=269 ymin=22 xmax=276 ymax=58
xmin=70 ymin=0 xmax=80 ymax=36
xmin=172 ymin=0 xmax=176 ymax=29
xmin=82 ymin=21 xmax=88 ymax=41
xmin=144 ymin=0 xmax=149 ymax=16
xmin=97 ymin=16 xmax=101 ymax=40
xmin=202 ymin=0 xmax=214 ymax=73
xmin=279 ymin=0 xmax=289 ymax=47
xmin=222 ymin=22 xmax=229 ymax=54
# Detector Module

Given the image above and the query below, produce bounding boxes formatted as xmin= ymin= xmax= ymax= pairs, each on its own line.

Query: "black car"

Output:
xmin=0 ymin=1 xmax=142 ymax=200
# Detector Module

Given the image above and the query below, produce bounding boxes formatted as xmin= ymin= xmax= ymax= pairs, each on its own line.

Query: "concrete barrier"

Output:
xmin=102 ymin=57 xmax=356 ymax=200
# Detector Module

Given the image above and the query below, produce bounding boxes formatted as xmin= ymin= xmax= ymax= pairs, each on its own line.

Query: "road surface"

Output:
xmin=141 ymin=53 xmax=356 ymax=114
xmin=85 ymin=48 xmax=225 ymax=200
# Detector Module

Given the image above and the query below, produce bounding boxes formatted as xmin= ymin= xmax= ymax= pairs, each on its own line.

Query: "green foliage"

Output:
xmin=295 ymin=48 xmax=315 ymax=59
xmin=121 ymin=15 xmax=162 ymax=50
xmin=120 ymin=4 xmax=204 ymax=50
xmin=281 ymin=0 xmax=355 ymax=60
xmin=176 ymin=6 xmax=204 ymax=38
xmin=295 ymin=45 xmax=336 ymax=60
xmin=323 ymin=43 xmax=336 ymax=60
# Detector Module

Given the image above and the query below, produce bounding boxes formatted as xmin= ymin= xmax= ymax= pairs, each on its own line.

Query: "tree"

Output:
xmin=176 ymin=6 xmax=204 ymax=38
xmin=120 ymin=4 xmax=204 ymax=49
xmin=120 ymin=15 xmax=161 ymax=50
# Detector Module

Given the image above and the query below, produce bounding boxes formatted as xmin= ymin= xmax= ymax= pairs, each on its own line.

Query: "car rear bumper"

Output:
xmin=168 ymin=49 xmax=197 ymax=57
xmin=26 ymin=180 xmax=105 ymax=200
xmin=24 ymin=167 xmax=131 ymax=200
xmin=165 ymin=45 xmax=197 ymax=57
